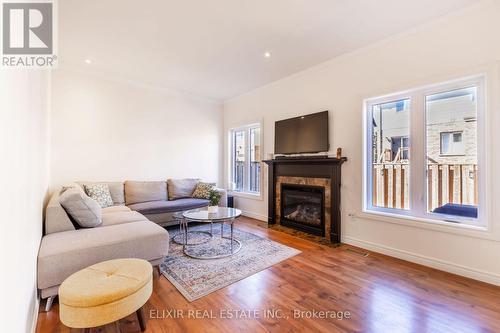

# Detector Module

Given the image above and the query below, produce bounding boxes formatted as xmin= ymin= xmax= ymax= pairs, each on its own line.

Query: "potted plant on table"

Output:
xmin=208 ymin=189 xmax=222 ymax=213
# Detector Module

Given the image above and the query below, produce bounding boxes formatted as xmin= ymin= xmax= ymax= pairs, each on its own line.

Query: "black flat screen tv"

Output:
xmin=274 ymin=111 xmax=329 ymax=154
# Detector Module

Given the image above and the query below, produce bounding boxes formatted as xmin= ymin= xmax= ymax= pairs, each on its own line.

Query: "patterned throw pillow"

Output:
xmin=192 ymin=182 xmax=216 ymax=199
xmin=84 ymin=184 xmax=113 ymax=208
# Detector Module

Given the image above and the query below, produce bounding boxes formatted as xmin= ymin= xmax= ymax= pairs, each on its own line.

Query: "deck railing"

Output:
xmin=372 ymin=163 xmax=477 ymax=211
xmin=249 ymin=161 xmax=261 ymax=192
xmin=235 ymin=161 xmax=261 ymax=192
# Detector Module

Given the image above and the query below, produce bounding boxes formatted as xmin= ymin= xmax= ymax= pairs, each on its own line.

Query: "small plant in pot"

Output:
xmin=208 ymin=189 xmax=222 ymax=213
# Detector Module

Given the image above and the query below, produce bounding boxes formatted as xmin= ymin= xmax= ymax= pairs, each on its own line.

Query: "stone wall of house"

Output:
xmin=426 ymin=120 xmax=477 ymax=165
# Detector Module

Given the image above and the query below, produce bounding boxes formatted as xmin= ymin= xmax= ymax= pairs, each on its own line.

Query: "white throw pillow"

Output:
xmin=84 ymin=183 xmax=113 ymax=208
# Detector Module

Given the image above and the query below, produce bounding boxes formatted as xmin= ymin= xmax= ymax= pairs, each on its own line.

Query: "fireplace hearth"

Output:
xmin=281 ymin=184 xmax=325 ymax=236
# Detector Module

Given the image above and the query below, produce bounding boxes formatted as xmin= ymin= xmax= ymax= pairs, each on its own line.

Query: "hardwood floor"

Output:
xmin=36 ymin=217 xmax=500 ymax=333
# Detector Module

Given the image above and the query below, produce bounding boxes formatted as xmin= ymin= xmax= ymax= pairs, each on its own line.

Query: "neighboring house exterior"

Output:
xmin=426 ymin=91 xmax=477 ymax=165
xmin=372 ymin=92 xmax=476 ymax=164
xmin=372 ymin=89 xmax=477 ymax=210
xmin=372 ymin=99 xmax=410 ymax=163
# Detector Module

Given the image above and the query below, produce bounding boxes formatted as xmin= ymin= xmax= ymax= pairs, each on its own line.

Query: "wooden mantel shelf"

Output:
xmin=263 ymin=157 xmax=347 ymax=165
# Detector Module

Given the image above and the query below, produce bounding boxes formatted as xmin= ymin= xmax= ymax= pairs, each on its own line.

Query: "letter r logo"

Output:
xmin=2 ymin=2 xmax=53 ymax=54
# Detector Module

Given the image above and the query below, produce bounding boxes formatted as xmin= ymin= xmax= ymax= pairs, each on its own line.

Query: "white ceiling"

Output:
xmin=59 ymin=0 xmax=478 ymax=101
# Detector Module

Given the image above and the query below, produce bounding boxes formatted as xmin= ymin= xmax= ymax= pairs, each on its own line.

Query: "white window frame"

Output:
xmin=228 ymin=122 xmax=263 ymax=198
xmin=363 ymin=75 xmax=487 ymax=229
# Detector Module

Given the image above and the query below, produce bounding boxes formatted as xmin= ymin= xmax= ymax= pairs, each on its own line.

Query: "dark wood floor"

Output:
xmin=37 ymin=217 xmax=500 ymax=333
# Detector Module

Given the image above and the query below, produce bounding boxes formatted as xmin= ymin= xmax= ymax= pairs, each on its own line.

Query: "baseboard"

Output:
xmin=240 ymin=210 xmax=268 ymax=222
xmin=343 ymin=236 xmax=500 ymax=286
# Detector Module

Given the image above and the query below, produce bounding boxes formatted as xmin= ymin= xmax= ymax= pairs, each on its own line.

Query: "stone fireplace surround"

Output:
xmin=264 ymin=157 xmax=346 ymax=243
xmin=276 ymin=176 xmax=331 ymax=238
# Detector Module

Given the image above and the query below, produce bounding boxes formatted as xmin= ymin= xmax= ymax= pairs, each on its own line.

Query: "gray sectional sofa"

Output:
xmin=38 ymin=180 xmax=227 ymax=309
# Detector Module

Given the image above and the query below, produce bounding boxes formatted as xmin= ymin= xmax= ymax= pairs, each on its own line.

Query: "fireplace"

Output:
xmin=264 ymin=157 xmax=346 ymax=243
xmin=280 ymin=184 xmax=325 ymax=236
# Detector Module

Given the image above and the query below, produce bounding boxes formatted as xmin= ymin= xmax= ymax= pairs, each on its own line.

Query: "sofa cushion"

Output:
xmin=192 ymin=182 xmax=216 ymax=200
xmin=128 ymin=198 xmax=209 ymax=215
xmin=37 ymin=221 xmax=169 ymax=290
xmin=101 ymin=211 xmax=148 ymax=227
xmin=102 ymin=205 xmax=131 ymax=214
xmin=59 ymin=188 xmax=102 ymax=228
xmin=78 ymin=182 xmax=125 ymax=205
xmin=125 ymin=181 xmax=167 ymax=205
xmin=167 ymin=178 xmax=199 ymax=200
xmin=83 ymin=184 xmax=114 ymax=208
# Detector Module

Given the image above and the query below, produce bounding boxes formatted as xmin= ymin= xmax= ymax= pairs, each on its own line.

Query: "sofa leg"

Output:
xmin=45 ymin=296 xmax=55 ymax=312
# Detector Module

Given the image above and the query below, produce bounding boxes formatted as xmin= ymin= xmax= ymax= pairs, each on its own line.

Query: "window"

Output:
xmin=233 ymin=130 xmax=246 ymax=191
xmin=370 ymin=99 xmax=410 ymax=210
xmin=440 ymin=131 xmax=464 ymax=155
xmin=249 ymin=127 xmax=261 ymax=192
xmin=364 ymin=76 xmax=484 ymax=226
xmin=230 ymin=123 xmax=261 ymax=195
xmin=426 ymin=87 xmax=478 ymax=219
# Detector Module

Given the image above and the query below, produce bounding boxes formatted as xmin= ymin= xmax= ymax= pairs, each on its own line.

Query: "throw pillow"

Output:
xmin=61 ymin=183 xmax=85 ymax=194
xmin=59 ymin=188 xmax=102 ymax=228
xmin=78 ymin=181 xmax=125 ymax=205
xmin=84 ymin=184 xmax=114 ymax=208
xmin=167 ymin=178 xmax=200 ymax=200
xmin=192 ymin=182 xmax=216 ymax=199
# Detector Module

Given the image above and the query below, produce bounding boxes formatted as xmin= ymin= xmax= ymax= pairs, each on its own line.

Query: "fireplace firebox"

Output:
xmin=280 ymin=184 xmax=325 ymax=236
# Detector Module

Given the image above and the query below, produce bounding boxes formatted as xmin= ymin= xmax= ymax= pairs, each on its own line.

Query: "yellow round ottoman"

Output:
xmin=59 ymin=258 xmax=153 ymax=332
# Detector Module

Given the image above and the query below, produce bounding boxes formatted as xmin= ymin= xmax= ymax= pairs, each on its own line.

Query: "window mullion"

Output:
xmin=409 ymin=91 xmax=425 ymax=218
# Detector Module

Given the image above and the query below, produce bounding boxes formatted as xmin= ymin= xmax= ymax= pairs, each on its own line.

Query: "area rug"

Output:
xmin=160 ymin=224 xmax=301 ymax=302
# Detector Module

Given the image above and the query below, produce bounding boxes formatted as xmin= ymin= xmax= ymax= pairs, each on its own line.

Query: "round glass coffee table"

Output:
xmin=180 ymin=207 xmax=242 ymax=259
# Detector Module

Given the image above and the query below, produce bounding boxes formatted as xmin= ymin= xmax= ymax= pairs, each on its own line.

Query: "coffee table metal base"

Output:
xmin=180 ymin=215 xmax=242 ymax=259
xmin=172 ymin=214 xmax=214 ymax=246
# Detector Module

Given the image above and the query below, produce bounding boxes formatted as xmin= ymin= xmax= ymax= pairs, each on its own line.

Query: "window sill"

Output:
xmin=229 ymin=191 xmax=263 ymax=201
xmin=357 ymin=210 xmax=497 ymax=241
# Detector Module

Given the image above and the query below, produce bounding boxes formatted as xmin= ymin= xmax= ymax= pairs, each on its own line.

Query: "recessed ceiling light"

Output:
xmin=264 ymin=52 xmax=271 ymax=58
xmin=84 ymin=59 xmax=92 ymax=64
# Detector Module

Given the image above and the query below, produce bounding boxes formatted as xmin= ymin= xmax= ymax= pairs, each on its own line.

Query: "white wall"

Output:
xmin=223 ymin=1 xmax=500 ymax=284
xmin=50 ymin=69 xmax=223 ymax=190
xmin=0 ymin=70 xmax=50 ymax=332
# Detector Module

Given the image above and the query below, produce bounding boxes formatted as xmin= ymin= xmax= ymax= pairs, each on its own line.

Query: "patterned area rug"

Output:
xmin=160 ymin=224 xmax=301 ymax=302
